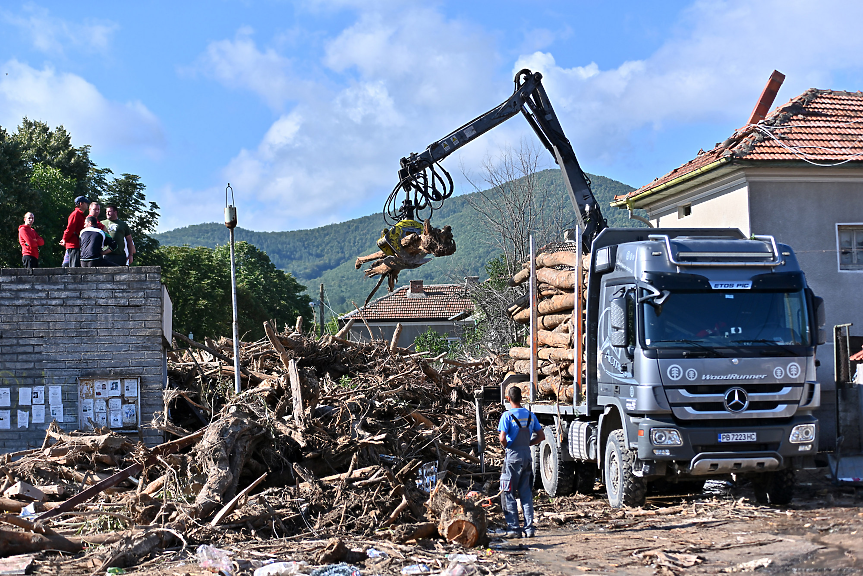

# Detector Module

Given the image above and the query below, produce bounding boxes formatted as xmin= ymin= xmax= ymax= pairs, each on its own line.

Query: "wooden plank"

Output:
xmin=210 ymin=472 xmax=268 ymax=527
xmin=287 ymin=359 xmax=305 ymax=427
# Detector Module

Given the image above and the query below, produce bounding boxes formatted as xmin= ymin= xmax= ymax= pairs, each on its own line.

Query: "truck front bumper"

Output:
xmin=633 ymin=414 xmax=818 ymax=475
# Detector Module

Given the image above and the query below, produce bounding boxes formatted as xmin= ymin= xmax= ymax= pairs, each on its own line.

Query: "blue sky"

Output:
xmin=2 ymin=0 xmax=862 ymax=233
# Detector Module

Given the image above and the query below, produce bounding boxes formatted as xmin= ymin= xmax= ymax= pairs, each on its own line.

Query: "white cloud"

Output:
xmin=513 ymin=0 xmax=863 ymax=166
xmin=190 ymin=26 xmax=313 ymax=110
xmin=2 ymin=3 xmax=118 ymax=55
xmin=0 ymin=59 xmax=165 ymax=156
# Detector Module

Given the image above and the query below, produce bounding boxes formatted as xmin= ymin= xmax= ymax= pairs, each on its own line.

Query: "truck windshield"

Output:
xmin=642 ymin=289 xmax=811 ymax=348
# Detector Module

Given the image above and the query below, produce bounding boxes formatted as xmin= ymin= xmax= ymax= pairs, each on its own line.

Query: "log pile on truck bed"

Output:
xmin=505 ymin=247 xmax=586 ymax=403
xmin=0 ymin=322 xmax=512 ymax=566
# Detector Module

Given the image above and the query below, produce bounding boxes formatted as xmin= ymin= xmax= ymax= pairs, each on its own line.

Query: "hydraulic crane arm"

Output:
xmin=389 ymin=69 xmax=607 ymax=253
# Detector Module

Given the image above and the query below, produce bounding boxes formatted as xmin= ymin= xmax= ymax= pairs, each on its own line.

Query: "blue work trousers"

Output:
xmin=500 ymin=450 xmax=534 ymax=533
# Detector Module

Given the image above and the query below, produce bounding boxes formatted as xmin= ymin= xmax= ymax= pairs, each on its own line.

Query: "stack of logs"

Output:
xmin=505 ymin=249 xmax=586 ymax=404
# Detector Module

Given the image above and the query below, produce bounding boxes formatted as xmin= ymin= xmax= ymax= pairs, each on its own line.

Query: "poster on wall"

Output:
xmin=0 ymin=410 xmax=10 ymax=429
xmin=18 ymin=388 xmax=31 ymax=406
xmin=48 ymin=386 xmax=62 ymax=405
xmin=17 ymin=410 xmax=28 ymax=428
xmin=78 ymin=377 xmax=140 ymax=431
xmin=31 ymin=405 xmax=45 ymax=424
xmin=50 ymin=404 xmax=64 ymax=422
xmin=31 ymin=387 xmax=44 ymax=405
xmin=0 ymin=389 xmax=10 ymax=408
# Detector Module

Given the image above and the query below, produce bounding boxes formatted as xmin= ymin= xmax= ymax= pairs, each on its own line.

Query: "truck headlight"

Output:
xmin=790 ymin=424 xmax=816 ymax=443
xmin=650 ymin=428 xmax=682 ymax=446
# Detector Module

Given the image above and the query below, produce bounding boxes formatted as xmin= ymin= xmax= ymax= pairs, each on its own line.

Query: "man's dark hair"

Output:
xmin=85 ymin=216 xmax=98 ymax=226
xmin=507 ymin=384 xmax=522 ymax=404
xmin=105 ymin=204 xmax=118 ymax=212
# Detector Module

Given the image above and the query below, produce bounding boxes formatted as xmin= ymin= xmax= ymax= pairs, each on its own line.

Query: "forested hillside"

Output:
xmin=154 ymin=169 xmax=641 ymax=313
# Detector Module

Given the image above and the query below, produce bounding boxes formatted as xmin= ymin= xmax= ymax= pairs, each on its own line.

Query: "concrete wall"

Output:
xmin=0 ymin=267 xmax=169 ymax=452
xmin=647 ymin=174 xmax=751 ymax=235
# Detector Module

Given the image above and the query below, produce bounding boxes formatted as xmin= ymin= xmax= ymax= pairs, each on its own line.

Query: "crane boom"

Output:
xmin=391 ymin=69 xmax=607 ymax=253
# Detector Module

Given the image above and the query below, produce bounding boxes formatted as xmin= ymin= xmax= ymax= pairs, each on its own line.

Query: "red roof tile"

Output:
xmin=343 ymin=283 xmax=474 ymax=321
xmin=615 ymin=89 xmax=863 ymax=204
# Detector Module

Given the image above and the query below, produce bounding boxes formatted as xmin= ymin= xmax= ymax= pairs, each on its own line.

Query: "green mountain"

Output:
xmin=154 ymin=169 xmax=640 ymax=314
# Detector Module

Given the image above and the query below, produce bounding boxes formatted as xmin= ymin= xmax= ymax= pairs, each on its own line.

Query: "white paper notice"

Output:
xmin=0 ymin=389 xmax=10 ymax=408
xmin=31 ymin=405 xmax=45 ymax=424
xmin=49 ymin=404 xmax=64 ymax=422
xmin=31 ymin=386 xmax=44 ymax=404
xmin=123 ymin=379 xmax=138 ymax=397
xmin=94 ymin=399 xmax=107 ymax=414
xmin=81 ymin=399 xmax=94 ymax=421
xmin=108 ymin=398 xmax=122 ymax=411
xmin=0 ymin=411 xmax=10 ymax=429
xmin=109 ymin=410 xmax=123 ymax=428
xmin=107 ymin=380 xmax=121 ymax=397
xmin=94 ymin=411 xmax=107 ymax=427
xmin=48 ymin=386 xmax=62 ymax=405
xmin=18 ymin=388 xmax=31 ymax=406
xmin=94 ymin=380 xmax=108 ymax=398
xmin=122 ymin=404 xmax=137 ymax=427
xmin=16 ymin=410 xmax=28 ymax=428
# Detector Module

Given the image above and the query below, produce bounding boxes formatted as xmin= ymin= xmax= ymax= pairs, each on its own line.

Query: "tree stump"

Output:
xmin=426 ymin=482 xmax=486 ymax=548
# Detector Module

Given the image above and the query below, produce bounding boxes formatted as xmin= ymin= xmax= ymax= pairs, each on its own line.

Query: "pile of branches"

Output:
xmin=504 ymin=247 xmax=585 ymax=403
xmin=0 ymin=321 xmax=510 ymax=565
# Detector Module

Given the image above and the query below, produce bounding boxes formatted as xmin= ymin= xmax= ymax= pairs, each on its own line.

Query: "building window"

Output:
xmin=677 ymin=205 xmax=692 ymax=219
xmin=838 ymin=225 xmax=863 ymax=270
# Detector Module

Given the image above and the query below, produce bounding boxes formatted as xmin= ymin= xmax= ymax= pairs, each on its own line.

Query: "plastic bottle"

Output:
xmin=253 ymin=561 xmax=309 ymax=576
xmin=197 ymin=544 xmax=234 ymax=576
xmin=401 ymin=564 xmax=432 ymax=575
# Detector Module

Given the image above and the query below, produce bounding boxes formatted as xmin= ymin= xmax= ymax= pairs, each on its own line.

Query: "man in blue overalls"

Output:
xmin=498 ymin=384 xmax=545 ymax=538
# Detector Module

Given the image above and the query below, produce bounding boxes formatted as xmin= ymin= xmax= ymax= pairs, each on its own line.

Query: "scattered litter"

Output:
xmin=197 ymin=544 xmax=234 ymax=576
xmin=309 ymin=564 xmax=361 ymax=576
xmin=401 ymin=564 xmax=432 ymax=575
xmin=254 ymin=561 xmax=309 ymax=576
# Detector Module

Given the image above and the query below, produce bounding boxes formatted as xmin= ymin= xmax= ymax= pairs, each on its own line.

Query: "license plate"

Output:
xmin=718 ymin=432 xmax=757 ymax=443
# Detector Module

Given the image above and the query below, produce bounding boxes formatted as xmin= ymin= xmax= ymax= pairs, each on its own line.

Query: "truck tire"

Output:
xmin=539 ymin=425 xmax=576 ymax=497
xmin=604 ymin=429 xmax=646 ymax=508
xmin=752 ymin=468 xmax=795 ymax=505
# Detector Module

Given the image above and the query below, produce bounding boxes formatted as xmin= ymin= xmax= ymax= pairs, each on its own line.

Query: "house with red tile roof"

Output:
xmin=610 ymin=73 xmax=863 ymax=445
xmin=340 ymin=280 xmax=474 ymax=346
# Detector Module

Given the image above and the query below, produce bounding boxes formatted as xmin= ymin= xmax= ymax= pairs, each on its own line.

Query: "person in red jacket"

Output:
xmin=60 ymin=196 xmax=90 ymax=267
xmin=18 ymin=212 xmax=45 ymax=269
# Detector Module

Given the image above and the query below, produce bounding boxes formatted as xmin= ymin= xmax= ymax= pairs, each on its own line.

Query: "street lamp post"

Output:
xmin=225 ymin=184 xmax=241 ymax=395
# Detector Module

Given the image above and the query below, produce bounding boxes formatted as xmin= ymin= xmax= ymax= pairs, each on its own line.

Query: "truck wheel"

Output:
xmin=604 ymin=430 xmax=646 ymax=508
xmin=752 ymin=469 xmax=795 ymax=505
xmin=539 ymin=426 xmax=576 ymax=497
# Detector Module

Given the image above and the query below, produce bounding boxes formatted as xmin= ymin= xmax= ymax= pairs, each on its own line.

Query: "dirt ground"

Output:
xmin=25 ymin=469 xmax=863 ymax=576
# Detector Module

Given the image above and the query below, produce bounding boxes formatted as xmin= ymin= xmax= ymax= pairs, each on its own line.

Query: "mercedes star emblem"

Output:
xmin=724 ymin=387 xmax=749 ymax=413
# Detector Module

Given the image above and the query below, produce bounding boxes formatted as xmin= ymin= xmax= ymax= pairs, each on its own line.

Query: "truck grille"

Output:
xmin=664 ymin=383 xmax=802 ymax=421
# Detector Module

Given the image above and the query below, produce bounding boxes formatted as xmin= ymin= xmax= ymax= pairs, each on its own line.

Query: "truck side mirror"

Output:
xmin=812 ymin=296 xmax=826 ymax=345
xmin=610 ymin=296 xmax=628 ymax=347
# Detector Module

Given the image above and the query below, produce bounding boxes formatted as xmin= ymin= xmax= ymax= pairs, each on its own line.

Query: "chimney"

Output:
xmin=407 ymin=280 xmax=426 ymax=298
xmin=745 ymin=70 xmax=785 ymax=126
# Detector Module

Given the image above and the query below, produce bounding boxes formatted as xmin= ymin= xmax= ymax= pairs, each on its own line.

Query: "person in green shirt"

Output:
xmin=100 ymin=205 xmax=136 ymax=266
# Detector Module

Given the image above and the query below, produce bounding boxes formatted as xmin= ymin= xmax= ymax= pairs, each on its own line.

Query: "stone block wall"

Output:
xmin=0 ymin=267 xmax=169 ymax=451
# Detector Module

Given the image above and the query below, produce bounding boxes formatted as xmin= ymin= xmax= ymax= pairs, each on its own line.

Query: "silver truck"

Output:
xmin=392 ymin=69 xmax=827 ymax=507
xmin=516 ymin=228 xmax=826 ymax=507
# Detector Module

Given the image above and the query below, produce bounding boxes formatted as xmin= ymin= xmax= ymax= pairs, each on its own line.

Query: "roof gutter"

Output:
xmin=610 ymin=156 xmax=732 ymax=209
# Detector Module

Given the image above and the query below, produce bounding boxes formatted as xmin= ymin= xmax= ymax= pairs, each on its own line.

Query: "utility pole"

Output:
xmin=319 ymin=284 xmax=325 ymax=337
xmin=225 ymin=184 xmax=241 ymax=395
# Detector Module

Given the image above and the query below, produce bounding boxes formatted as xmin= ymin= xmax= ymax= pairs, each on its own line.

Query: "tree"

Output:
xmin=14 ymin=119 xmax=91 ymax=197
xmin=156 ymin=242 xmax=313 ymax=342
xmin=102 ymin=172 xmax=161 ymax=264
xmin=156 ymin=246 xmax=232 ymax=341
xmin=0 ymin=128 xmax=33 ymax=266
xmin=28 ymin=164 xmax=77 ymax=267
xmin=462 ymin=140 xmax=576 ymax=279
xmin=460 ymin=141 xmax=576 ymax=352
